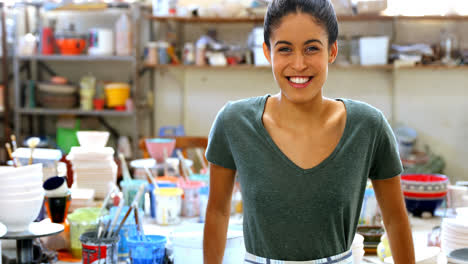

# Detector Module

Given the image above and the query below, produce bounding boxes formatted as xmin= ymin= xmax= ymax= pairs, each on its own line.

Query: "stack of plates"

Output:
xmin=67 ymin=147 xmax=116 ymax=199
xmin=442 ymin=217 xmax=468 ymax=257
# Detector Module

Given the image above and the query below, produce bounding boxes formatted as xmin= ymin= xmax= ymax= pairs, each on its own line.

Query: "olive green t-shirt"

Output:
xmin=205 ymin=95 xmax=403 ymax=261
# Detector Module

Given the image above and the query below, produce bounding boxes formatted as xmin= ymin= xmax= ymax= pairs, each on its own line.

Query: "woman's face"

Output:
xmin=263 ymin=12 xmax=337 ymax=104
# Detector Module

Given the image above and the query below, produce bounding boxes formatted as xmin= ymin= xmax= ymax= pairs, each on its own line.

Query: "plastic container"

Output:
xmin=105 ymin=83 xmax=130 ymax=108
xmin=145 ymin=138 xmax=176 ymax=163
xmin=171 ymin=223 xmax=244 ymax=264
xmin=359 ymin=36 xmax=390 ymax=66
xmin=199 ymin=186 xmax=209 ymax=223
xmin=127 ymin=235 xmax=167 ymax=264
xmin=67 ymin=207 xmax=102 ymax=258
xmin=154 ymin=188 xmax=183 ymax=225
xmin=394 ymin=126 xmax=417 ymax=159
xmin=108 ymin=206 xmax=144 ymax=261
xmin=57 ymin=119 xmax=81 ymax=154
xmin=80 ymin=230 xmax=119 ymax=264
xmin=189 ymin=173 xmax=209 ymax=184
xmin=180 ymin=181 xmax=205 ymax=217
xmin=147 ymin=182 xmax=177 ymax=219
xmin=115 ymin=14 xmax=132 ymax=56
xmin=12 ymin=148 xmax=62 ymax=168
xmin=120 ymin=180 xmax=147 ymax=209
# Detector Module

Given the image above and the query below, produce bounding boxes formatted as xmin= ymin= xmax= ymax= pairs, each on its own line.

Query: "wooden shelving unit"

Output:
xmin=147 ymin=14 xmax=468 ymax=23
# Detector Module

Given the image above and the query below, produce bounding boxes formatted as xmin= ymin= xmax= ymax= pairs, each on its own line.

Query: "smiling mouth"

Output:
xmin=287 ymin=76 xmax=313 ymax=84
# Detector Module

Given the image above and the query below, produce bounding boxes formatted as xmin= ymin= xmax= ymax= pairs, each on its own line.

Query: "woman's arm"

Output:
xmin=203 ymin=163 xmax=237 ymax=264
xmin=372 ymin=176 xmax=415 ymax=264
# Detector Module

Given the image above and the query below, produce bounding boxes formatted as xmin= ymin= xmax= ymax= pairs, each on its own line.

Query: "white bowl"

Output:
xmin=0 ymin=164 xmax=43 ymax=183
xmin=0 ymin=189 xmax=44 ymax=200
xmin=0 ymin=195 xmax=44 ymax=232
xmin=384 ymin=246 xmax=440 ymax=264
xmin=76 ymin=131 xmax=110 ymax=148
xmin=0 ymin=179 xmax=43 ymax=192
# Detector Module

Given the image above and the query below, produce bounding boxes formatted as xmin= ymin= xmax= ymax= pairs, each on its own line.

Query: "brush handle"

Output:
xmin=144 ymin=167 xmax=158 ymax=191
xmin=131 ymin=184 xmax=146 ymax=208
xmin=176 ymin=150 xmax=191 ymax=182
xmin=195 ymin=148 xmax=208 ymax=171
xmin=163 ymin=148 xmax=169 ymax=176
xmin=107 ymin=199 xmax=124 ymax=238
xmin=118 ymin=153 xmax=132 ymax=182
xmin=113 ymin=206 xmax=133 ymax=238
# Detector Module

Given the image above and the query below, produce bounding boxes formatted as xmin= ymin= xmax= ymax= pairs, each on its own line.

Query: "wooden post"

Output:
xmin=1 ymin=2 xmax=12 ymax=144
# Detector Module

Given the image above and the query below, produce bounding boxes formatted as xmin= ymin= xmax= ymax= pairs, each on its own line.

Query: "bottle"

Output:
xmin=183 ymin=43 xmax=195 ymax=65
xmin=115 ymin=14 xmax=132 ymax=56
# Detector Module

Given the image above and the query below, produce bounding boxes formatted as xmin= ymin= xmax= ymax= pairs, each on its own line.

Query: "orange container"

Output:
xmin=55 ymin=38 xmax=86 ymax=55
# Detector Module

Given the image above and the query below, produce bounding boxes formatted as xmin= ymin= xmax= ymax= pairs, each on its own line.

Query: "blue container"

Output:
xmin=147 ymin=183 xmax=178 ymax=219
xmin=108 ymin=206 xmax=144 ymax=261
xmin=127 ymin=235 xmax=166 ymax=264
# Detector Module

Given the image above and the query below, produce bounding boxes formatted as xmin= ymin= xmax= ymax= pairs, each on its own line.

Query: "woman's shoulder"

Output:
xmin=221 ymin=95 xmax=268 ymax=120
xmin=340 ymin=98 xmax=386 ymax=128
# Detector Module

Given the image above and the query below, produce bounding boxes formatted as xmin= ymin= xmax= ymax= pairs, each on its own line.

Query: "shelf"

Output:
xmin=145 ymin=64 xmax=271 ymax=70
xmin=148 ymin=14 xmax=468 ymax=23
xmin=147 ymin=15 xmax=264 ymax=23
xmin=144 ymin=64 xmax=394 ymax=70
xmin=17 ymin=55 xmax=136 ymax=62
xmin=18 ymin=108 xmax=136 ymax=117
xmin=396 ymin=64 xmax=468 ymax=69
xmin=145 ymin=64 xmax=468 ymax=71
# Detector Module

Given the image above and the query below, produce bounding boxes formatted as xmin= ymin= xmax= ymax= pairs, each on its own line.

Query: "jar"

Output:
xmin=183 ymin=43 xmax=195 ymax=65
xmin=157 ymin=41 xmax=170 ymax=65
xmin=145 ymin=42 xmax=158 ymax=66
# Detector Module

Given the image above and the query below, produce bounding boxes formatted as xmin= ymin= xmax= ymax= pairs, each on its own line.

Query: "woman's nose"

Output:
xmin=291 ymin=54 xmax=307 ymax=71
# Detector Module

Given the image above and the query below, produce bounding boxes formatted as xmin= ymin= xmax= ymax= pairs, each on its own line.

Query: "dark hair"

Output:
xmin=264 ymin=0 xmax=339 ymax=50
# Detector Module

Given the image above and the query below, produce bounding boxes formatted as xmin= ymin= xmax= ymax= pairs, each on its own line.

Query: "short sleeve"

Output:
xmin=369 ymin=112 xmax=403 ymax=180
xmin=205 ymin=103 xmax=237 ymax=171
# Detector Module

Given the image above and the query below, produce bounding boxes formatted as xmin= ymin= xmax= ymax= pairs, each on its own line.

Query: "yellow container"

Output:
xmin=105 ymin=83 xmax=130 ymax=107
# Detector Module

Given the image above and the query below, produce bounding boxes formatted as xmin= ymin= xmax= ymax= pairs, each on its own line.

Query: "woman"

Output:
xmin=203 ymin=0 xmax=415 ymax=263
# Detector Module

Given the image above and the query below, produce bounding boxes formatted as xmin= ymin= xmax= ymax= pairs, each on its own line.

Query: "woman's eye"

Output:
xmin=306 ymin=46 xmax=319 ymax=52
xmin=278 ymin=47 xmax=291 ymax=52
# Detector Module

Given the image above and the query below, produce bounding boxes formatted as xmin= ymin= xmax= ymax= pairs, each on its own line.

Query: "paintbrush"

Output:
xmin=163 ymin=148 xmax=169 ymax=176
xmin=176 ymin=150 xmax=191 ymax=182
xmin=134 ymin=205 xmax=146 ymax=241
xmin=100 ymin=218 xmax=112 ymax=239
xmin=106 ymin=198 xmax=124 ymax=238
xmin=10 ymin=135 xmax=21 ymax=166
xmin=112 ymin=205 xmax=134 ymax=238
xmin=195 ymin=148 xmax=208 ymax=172
xmin=118 ymin=153 xmax=132 ymax=182
xmin=5 ymin=143 xmax=16 ymax=167
xmin=10 ymin=135 xmax=17 ymax=152
xmin=131 ymin=184 xmax=146 ymax=208
xmin=26 ymin=137 xmax=40 ymax=165
xmin=144 ymin=167 xmax=159 ymax=191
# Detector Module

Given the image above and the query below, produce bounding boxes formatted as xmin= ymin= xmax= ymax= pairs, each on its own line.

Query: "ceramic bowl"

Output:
xmin=0 ymin=189 xmax=44 ymax=200
xmin=401 ymin=174 xmax=449 ymax=194
xmin=0 ymin=163 xmax=43 ymax=183
xmin=0 ymin=194 xmax=45 ymax=232
xmin=145 ymin=138 xmax=176 ymax=163
xmin=0 ymin=179 xmax=43 ymax=193
xmin=356 ymin=225 xmax=384 ymax=244
xmin=76 ymin=131 xmax=110 ymax=148
xmin=404 ymin=197 xmax=444 ymax=217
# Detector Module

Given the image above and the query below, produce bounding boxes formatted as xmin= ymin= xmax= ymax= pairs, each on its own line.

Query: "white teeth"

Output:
xmin=289 ymin=77 xmax=310 ymax=84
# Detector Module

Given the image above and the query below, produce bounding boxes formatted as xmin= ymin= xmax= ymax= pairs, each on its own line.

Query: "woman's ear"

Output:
xmin=263 ymin=42 xmax=272 ymax=64
xmin=328 ymin=41 xmax=338 ymax=64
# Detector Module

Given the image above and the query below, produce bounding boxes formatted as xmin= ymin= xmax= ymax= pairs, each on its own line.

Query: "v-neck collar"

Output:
xmin=255 ymin=94 xmax=351 ymax=174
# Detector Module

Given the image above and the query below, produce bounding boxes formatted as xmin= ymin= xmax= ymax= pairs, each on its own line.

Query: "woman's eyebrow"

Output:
xmin=274 ymin=40 xmax=292 ymax=47
xmin=304 ymin=39 xmax=323 ymax=46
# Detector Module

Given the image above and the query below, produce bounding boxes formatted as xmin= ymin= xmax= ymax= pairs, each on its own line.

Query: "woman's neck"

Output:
xmin=269 ymin=92 xmax=332 ymax=131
